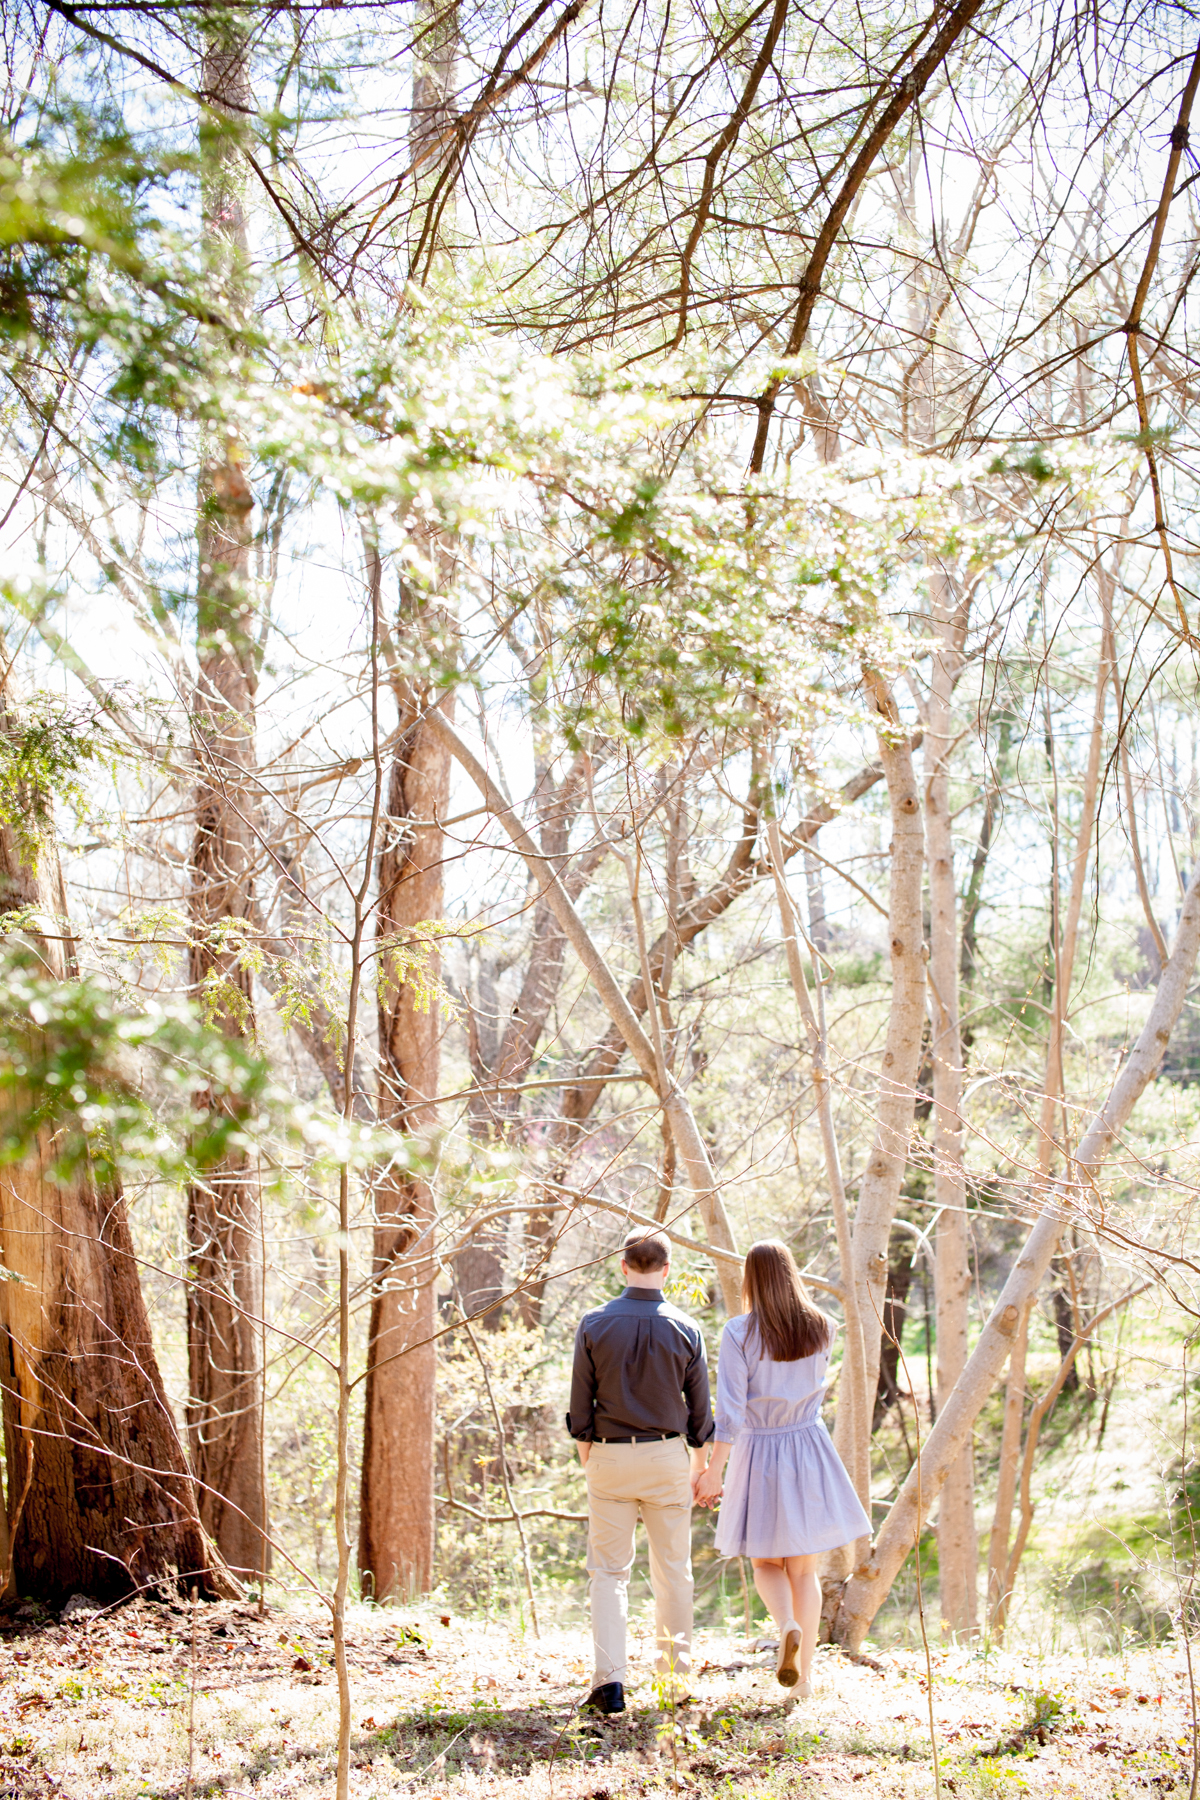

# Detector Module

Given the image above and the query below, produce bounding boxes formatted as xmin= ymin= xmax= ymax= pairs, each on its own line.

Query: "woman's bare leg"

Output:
xmin=751 ymin=1558 xmax=802 ymax=1686
xmin=750 ymin=1557 xmax=794 ymax=1629
xmin=783 ymin=1554 xmax=822 ymax=1682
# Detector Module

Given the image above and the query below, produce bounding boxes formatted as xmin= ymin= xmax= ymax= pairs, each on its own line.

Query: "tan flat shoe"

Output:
xmin=775 ymin=1623 xmax=801 ymax=1688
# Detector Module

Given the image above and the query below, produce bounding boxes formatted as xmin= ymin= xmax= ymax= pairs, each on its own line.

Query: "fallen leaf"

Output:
xmin=292 ymin=1656 xmax=313 ymax=1672
xmin=470 ymin=1733 xmax=497 ymax=1769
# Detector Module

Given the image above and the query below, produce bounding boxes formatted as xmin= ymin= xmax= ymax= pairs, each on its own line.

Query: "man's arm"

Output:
xmin=682 ymin=1326 xmax=715 ymax=1456
xmin=566 ymin=1319 xmax=596 ymax=1467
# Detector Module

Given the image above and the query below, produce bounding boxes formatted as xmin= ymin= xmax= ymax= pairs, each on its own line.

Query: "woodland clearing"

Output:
xmin=5 ymin=3 xmax=1200 ymax=1798
xmin=0 ymin=1598 xmax=1194 ymax=1800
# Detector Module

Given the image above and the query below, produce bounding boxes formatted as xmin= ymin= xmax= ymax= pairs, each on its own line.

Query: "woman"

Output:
xmin=694 ymin=1240 xmax=870 ymax=1695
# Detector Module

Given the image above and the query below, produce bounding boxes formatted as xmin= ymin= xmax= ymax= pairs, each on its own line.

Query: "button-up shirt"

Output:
xmin=566 ymin=1286 xmax=715 ymax=1448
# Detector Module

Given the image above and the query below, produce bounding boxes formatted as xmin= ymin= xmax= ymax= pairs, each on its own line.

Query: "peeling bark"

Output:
xmin=0 ymin=663 xmax=234 ymax=1604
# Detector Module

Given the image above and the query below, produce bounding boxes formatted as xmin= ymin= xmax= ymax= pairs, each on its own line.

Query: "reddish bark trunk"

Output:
xmin=359 ymin=689 xmax=452 ymax=1601
xmin=0 ymin=667 xmax=234 ymax=1604
xmin=184 ymin=22 xmax=267 ymax=1584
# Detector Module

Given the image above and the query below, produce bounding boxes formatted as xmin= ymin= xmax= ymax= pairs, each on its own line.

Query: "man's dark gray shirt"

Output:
xmin=567 ymin=1287 xmax=715 ymax=1448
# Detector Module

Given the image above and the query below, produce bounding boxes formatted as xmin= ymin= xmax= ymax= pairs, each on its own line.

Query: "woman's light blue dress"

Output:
xmin=712 ymin=1312 xmax=871 ymax=1559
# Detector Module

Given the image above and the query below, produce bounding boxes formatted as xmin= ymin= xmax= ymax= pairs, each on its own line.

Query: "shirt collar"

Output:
xmin=621 ymin=1286 xmax=666 ymax=1302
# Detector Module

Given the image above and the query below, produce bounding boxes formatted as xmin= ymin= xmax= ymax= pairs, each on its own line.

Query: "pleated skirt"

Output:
xmin=712 ymin=1419 xmax=872 ymax=1560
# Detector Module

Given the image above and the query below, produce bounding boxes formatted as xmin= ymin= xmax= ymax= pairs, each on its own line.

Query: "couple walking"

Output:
xmin=568 ymin=1227 xmax=869 ymax=1715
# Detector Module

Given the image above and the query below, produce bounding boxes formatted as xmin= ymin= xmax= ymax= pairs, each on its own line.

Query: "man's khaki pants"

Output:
xmin=585 ymin=1438 xmax=693 ymax=1689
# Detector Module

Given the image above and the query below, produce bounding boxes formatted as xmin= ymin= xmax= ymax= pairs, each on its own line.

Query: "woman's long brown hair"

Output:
xmin=743 ymin=1239 xmax=832 ymax=1362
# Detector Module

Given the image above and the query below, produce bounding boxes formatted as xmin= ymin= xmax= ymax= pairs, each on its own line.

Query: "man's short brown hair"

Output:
xmin=622 ymin=1227 xmax=671 ymax=1273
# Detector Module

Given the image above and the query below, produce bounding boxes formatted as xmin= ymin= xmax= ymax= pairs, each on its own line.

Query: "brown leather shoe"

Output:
xmin=776 ymin=1623 xmax=801 ymax=1687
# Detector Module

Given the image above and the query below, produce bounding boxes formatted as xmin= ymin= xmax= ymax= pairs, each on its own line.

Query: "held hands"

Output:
xmin=692 ymin=1465 xmax=724 ymax=1509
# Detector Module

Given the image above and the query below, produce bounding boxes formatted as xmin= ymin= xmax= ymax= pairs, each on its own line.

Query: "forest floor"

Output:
xmin=0 ymin=1593 xmax=1194 ymax=1800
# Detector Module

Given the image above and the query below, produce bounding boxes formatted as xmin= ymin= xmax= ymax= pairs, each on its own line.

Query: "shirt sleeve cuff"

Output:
xmin=713 ymin=1415 xmax=740 ymax=1443
xmin=687 ymin=1421 xmax=716 ymax=1448
xmin=566 ymin=1412 xmax=594 ymax=1441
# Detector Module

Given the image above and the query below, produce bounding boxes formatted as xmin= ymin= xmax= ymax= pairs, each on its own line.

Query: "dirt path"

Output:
xmin=0 ymin=1596 xmax=1192 ymax=1797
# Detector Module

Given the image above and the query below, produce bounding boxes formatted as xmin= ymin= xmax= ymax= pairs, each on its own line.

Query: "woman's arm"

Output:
xmin=693 ymin=1321 xmax=748 ymax=1504
xmin=693 ymin=1441 xmax=731 ymax=1506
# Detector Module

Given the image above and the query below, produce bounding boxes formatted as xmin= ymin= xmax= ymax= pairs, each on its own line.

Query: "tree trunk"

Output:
xmin=359 ymin=6 xmax=464 ymax=1596
xmin=985 ymin=586 xmax=1111 ymax=1634
xmin=958 ymin=720 xmax=1008 ymax=996
xmin=359 ymin=556 xmax=452 ymax=1602
xmin=460 ymin=756 xmax=597 ymax=1323
xmin=926 ymin=572 xmax=976 ymax=1636
xmin=984 ymin=1297 xmax=1030 ymax=1632
xmin=835 ymin=844 xmax=1200 ymax=1651
xmin=873 ymin=1250 xmax=913 ymax=1430
xmin=185 ymin=19 xmax=266 ymax=1583
xmin=1051 ymin=1281 xmax=1080 ymax=1386
xmin=0 ymin=665 xmax=234 ymax=1605
xmin=803 ymin=845 xmax=831 ymax=954
xmin=830 ymin=674 xmax=926 ymax=1559
xmin=767 ymin=814 xmax=869 ymax=1511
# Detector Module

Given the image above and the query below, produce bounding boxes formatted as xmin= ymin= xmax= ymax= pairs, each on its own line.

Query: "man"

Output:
xmin=567 ymin=1227 xmax=714 ymax=1716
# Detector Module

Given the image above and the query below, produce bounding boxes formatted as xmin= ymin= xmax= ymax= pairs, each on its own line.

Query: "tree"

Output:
xmin=835 ymin=845 xmax=1200 ymax=1650
xmin=184 ymin=16 xmax=267 ymax=1583
xmin=0 ymin=660 xmax=234 ymax=1604
xmin=357 ymin=0 xmax=462 ymax=1598
xmin=359 ymin=544 xmax=453 ymax=1602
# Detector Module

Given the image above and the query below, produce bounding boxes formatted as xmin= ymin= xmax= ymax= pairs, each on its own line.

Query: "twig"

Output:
xmin=1178 ymin=1341 xmax=1199 ymax=1800
xmin=739 ymin=1557 xmax=752 ymax=1640
xmin=556 ymin=1182 xmax=841 ymax=1296
xmin=258 ymin=1159 xmax=269 ymax=1617
xmin=880 ymin=1288 xmax=940 ymax=1800
xmin=1001 ymin=1282 xmax=1151 ymax=1607
xmin=436 ymin=1494 xmax=587 ymax=1524
xmin=184 ymin=1584 xmax=199 ymax=1800
xmin=0 ymin=1438 xmax=34 ymax=1599
xmin=1119 ymin=735 xmax=1168 ymax=966
xmin=1121 ymin=35 xmax=1200 ymax=643
xmin=463 ymin=1316 xmax=540 ymax=1636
